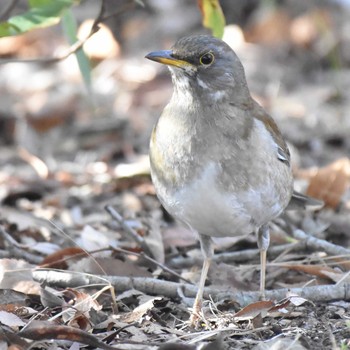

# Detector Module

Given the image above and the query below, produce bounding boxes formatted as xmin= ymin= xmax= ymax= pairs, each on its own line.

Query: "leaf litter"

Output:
xmin=1 ymin=0 xmax=350 ymax=349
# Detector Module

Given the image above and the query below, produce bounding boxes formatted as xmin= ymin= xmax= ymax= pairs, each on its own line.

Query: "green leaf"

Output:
xmin=198 ymin=0 xmax=226 ymax=38
xmin=0 ymin=0 xmax=75 ymax=37
xmin=61 ymin=9 xmax=92 ymax=93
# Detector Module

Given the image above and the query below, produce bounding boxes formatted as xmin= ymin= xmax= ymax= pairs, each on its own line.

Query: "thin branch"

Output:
xmin=0 ymin=0 xmax=135 ymax=65
xmin=0 ymin=0 xmax=20 ymax=21
xmin=105 ymin=205 xmax=155 ymax=259
xmin=0 ymin=225 xmax=42 ymax=264
xmin=33 ymin=269 xmax=350 ymax=307
xmin=291 ymin=228 xmax=350 ymax=256
xmin=169 ymin=242 xmax=306 ymax=269
xmin=111 ymin=246 xmax=193 ymax=284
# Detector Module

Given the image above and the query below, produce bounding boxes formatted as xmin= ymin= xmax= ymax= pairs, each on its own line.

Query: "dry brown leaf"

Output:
xmin=70 ymin=257 xmax=152 ymax=278
xmin=284 ymin=264 xmax=342 ymax=282
xmin=18 ymin=321 xmax=114 ymax=349
xmin=268 ymin=292 xmax=308 ymax=314
xmin=40 ymin=247 xmax=88 ymax=269
xmin=61 ymin=288 xmax=102 ymax=330
xmin=306 ymin=158 xmax=350 ymax=209
xmin=63 ymin=288 xmax=102 ymax=312
xmin=235 ymin=293 xmax=309 ymax=322
xmin=233 ymin=300 xmax=274 ymax=321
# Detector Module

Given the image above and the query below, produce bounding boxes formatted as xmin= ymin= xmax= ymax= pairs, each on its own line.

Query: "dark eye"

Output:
xmin=199 ymin=52 xmax=214 ymax=66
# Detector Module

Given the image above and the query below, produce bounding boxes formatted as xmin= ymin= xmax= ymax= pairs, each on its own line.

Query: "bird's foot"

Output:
xmin=189 ymin=299 xmax=203 ymax=328
xmin=189 ymin=310 xmax=200 ymax=328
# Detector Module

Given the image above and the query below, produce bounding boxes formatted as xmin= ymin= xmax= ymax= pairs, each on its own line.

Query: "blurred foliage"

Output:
xmin=198 ymin=0 xmax=226 ymax=38
xmin=0 ymin=0 xmax=227 ymax=93
xmin=61 ymin=9 xmax=92 ymax=92
xmin=0 ymin=0 xmax=227 ymax=40
xmin=0 ymin=0 xmax=76 ymax=37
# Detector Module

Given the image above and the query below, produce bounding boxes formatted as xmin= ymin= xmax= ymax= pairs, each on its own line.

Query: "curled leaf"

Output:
xmin=198 ymin=0 xmax=226 ymax=38
xmin=306 ymin=158 xmax=350 ymax=209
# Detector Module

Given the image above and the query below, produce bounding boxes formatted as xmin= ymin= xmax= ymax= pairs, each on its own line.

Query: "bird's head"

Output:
xmin=146 ymin=35 xmax=250 ymax=104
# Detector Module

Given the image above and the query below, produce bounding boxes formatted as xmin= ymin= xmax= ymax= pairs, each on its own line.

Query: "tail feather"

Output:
xmin=287 ymin=191 xmax=324 ymax=211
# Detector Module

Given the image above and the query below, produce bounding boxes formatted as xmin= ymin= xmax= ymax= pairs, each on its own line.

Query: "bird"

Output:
xmin=145 ymin=35 xmax=322 ymax=324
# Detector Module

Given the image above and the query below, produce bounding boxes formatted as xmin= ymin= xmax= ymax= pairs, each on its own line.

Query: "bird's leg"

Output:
xmin=190 ymin=234 xmax=213 ymax=325
xmin=257 ymin=224 xmax=270 ymax=300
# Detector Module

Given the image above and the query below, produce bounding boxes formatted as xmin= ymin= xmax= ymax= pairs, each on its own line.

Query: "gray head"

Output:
xmin=146 ymin=35 xmax=251 ymax=104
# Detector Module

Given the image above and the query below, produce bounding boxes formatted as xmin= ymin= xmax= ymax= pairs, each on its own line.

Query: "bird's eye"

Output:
xmin=199 ymin=52 xmax=214 ymax=66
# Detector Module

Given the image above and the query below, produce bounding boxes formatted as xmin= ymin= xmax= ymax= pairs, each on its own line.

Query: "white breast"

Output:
xmin=153 ymin=161 xmax=255 ymax=237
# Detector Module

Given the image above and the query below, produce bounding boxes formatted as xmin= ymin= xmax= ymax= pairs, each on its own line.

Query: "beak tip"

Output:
xmin=145 ymin=51 xmax=160 ymax=63
xmin=144 ymin=50 xmax=190 ymax=69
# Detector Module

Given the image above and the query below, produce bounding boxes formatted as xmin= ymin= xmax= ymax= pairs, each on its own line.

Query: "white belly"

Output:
xmin=152 ymin=161 xmax=283 ymax=237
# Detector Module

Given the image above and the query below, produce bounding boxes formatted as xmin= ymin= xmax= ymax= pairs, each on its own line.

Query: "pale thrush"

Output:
xmin=146 ymin=35 xmax=322 ymax=324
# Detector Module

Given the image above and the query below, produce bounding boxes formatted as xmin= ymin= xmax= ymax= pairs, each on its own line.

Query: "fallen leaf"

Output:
xmin=233 ymin=300 xmax=274 ymax=321
xmin=0 ymin=310 xmax=26 ymax=329
xmin=40 ymin=247 xmax=88 ymax=269
xmin=40 ymin=287 xmax=64 ymax=308
xmin=284 ymin=264 xmax=342 ymax=282
xmin=0 ymin=290 xmax=28 ymax=306
xmin=198 ymin=0 xmax=226 ymax=38
xmin=70 ymin=257 xmax=152 ymax=277
xmin=0 ymin=259 xmax=40 ymax=295
xmin=18 ymin=321 xmax=115 ymax=349
xmin=306 ymin=158 xmax=350 ymax=209
xmin=286 ymin=292 xmax=308 ymax=307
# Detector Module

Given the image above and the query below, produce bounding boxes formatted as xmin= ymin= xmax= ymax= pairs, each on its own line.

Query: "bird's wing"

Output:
xmin=252 ymin=101 xmax=291 ymax=167
xmin=277 ymin=146 xmax=290 ymax=166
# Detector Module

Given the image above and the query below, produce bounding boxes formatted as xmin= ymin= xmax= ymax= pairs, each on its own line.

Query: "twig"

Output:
xmin=170 ymin=229 xmax=350 ymax=269
xmin=291 ymin=229 xmax=350 ymax=256
xmin=38 ymin=243 xmax=192 ymax=284
xmin=105 ymin=205 xmax=155 ymax=259
xmin=111 ymin=246 xmax=193 ymax=284
xmin=169 ymin=242 xmax=305 ymax=269
xmin=0 ymin=0 xmax=135 ymax=65
xmin=33 ymin=269 xmax=350 ymax=307
xmin=0 ymin=0 xmax=20 ymax=21
xmin=0 ymin=225 xmax=42 ymax=264
xmin=19 ymin=321 xmax=162 ymax=348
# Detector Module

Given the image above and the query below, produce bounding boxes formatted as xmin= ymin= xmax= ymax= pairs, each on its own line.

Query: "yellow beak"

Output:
xmin=145 ymin=50 xmax=193 ymax=69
